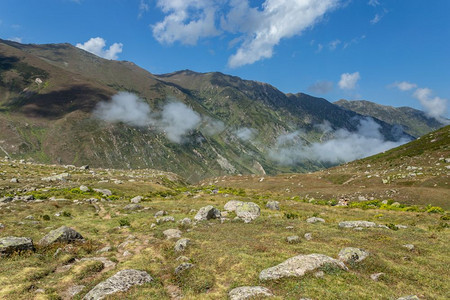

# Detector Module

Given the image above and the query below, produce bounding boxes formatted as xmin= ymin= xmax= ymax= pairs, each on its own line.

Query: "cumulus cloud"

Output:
xmin=76 ymin=37 xmax=123 ymax=60
xmin=94 ymin=92 xmax=203 ymax=143
xmin=7 ymin=37 xmax=22 ymax=43
xmin=338 ymin=72 xmax=360 ymax=90
xmin=235 ymin=127 xmax=257 ymax=141
xmin=138 ymin=0 xmax=150 ymax=18
xmin=390 ymin=81 xmax=417 ymax=91
xmin=308 ymin=81 xmax=333 ymax=94
xmin=413 ymin=88 xmax=449 ymax=122
xmin=93 ymin=92 xmax=151 ymax=127
xmin=152 ymin=0 xmax=220 ymax=45
xmin=268 ymin=117 xmax=410 ymax=165
xmin=151 ymin=0 xmax=338 ymax=67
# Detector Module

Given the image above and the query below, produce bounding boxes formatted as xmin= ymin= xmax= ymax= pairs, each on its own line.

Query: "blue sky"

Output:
xmin=0 ymin=0 xmax=449 ymax=119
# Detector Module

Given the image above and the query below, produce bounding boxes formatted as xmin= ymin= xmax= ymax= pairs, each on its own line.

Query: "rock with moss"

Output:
xmin=175 ymin=238 xmax=191 ymax=252
xmin=339 ymin=221 xmax=377 ymax=228
xmin=163 ymin=228 xmax=182 ymax=239
xmin=229 ymin=286 xmax=273 ymax=300
xmin=224 ymin=200 xmax=244 ymax=212
xmin=123 ymin=204 xmax=142 ymax=211
xmin=130 ymin=196 xmax=143 ymax=203
xmin=175 ymin=263 xmax=194 ymax=275
xmin=265 ymin=201 xmax=280 ymax=210
xmin=0 ymin=236 xmax=35 ymax=256
xmin=82 ymin=269 xmax=153 ymax=300
xmin=38 ymin=226 xmax=84 ymax=246
xmin=338 ymin=247 xmax=369 ymax=263
xmin=259 ymin=253 xmax=347 ymax=281
xmin=194 ymin=205 xmax=221 ymax=221
xmin=236 ymin=202 xmax=260 ymax=223
xmin=306 ymin=217 xmax=325 ymax=223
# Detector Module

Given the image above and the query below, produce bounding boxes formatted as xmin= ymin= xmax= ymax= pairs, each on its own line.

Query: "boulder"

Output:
xmin=83 ymin=269 xmax=153 ymax=300
xmin=306 ymin=217 xmax=325 ymax=223
xmin=10 ymin=178 xmax=19 ymax=183
xmin=370 ymin=272 xmax=385 ymax=281
xmin=79 ymin=185 xmax=90 ymax=192
xmin=339 ymin=221 xmax=377 ymax=228
xmin=397 ymin=296 xmax=420 ymax=300
xmin=174 ymin=238 xmax=191 ymax=252
xmin=123 ymin=204 xmax=142 ymax=211
xmin=236 ymin=202 xmax=260 ymax=223
xmin=0 ymin=196 xmax=13 ymax=203
xmin=156 ymin=216 xmax=175 ymax=224
xmin=304 ymin=233 xmax=313 ymax=241
xmin=224 ymin=200 xmax=244 ymax=212
xmin=154 ymin=210 xmax=168 ymax=217
xmin=338 ymin=247 xmax=369 ymax=263
xmin=286 ymin=236 xmax=300 ymax=244
xmin=259 ymin=253 xmax=347 ymax=281
xmin=265 ymin=201 xmax=280 ymax=210
xmin=174 ymin=263 xmax=194 ymax=275
xmin=178 ymin=218 xmax=192 ymax=226
xmin=194 ymin=205 xmax=221 ymax=221
xmin=93 ymin=188 xmax=112 ymax=196
xmin=403 ymin=244 xmax=415 ymax=251
xmin=130 ymin=196 xmax=143 ymax=203
xmin=42 ymin=173 xmax=70 ymax=182
xmin=163 ymin=229 xmax=182 ymax=239
xmin=229 ymin=286 xmax=273 ymax=300
xmin=39 ymin=226 xmax=84 ymax=246
xmin=0 ymin=236 xmax=34 ymax=256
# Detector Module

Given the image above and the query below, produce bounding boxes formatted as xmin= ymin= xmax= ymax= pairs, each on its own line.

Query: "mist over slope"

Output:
xmin=0 ymin=39 xmax=423 ymax=180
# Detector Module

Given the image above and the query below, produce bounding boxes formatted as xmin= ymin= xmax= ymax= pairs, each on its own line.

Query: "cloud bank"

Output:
xmin=268 ymin=117 xmax=410 ymax=165
xmin=338 ymin=72 xmax=360 ymax=90
xmin=76 ymin=37 xmax=123 ymax=60
xmin=151 ymin=0 xmax=339 ymax=67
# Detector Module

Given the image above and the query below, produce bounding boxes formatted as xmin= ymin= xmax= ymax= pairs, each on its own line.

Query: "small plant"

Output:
xmin=386 ymin=223 xmax=399 ymax=231
xmin=42 ymin=214 xmax=50 ymax=221
xmin=62 ymin=211 xmax=72 ymax=217
xmin=440 ymin=214 xmax=450 ymax=221
xmin=426 ymin=206 xmax=444 ymax=214
xmin=284 ymin=212 xmax=300 ymax=219
xmin=118 ymin=218 xmax=131 ymax=227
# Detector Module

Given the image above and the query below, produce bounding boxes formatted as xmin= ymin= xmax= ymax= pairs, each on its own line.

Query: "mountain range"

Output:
xmin=0 ymin=39 xmax=445 ymax=181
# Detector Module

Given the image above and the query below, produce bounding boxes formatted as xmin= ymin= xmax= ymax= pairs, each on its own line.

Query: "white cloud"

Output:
xmin=138 ymin=0 xmax=150 ymax=18
xmin=370 ymin=13 xmax=382 ymax=24
xmin=268 ymin=117 xmax=410 ymax=165
xmin=235 ymin=127 xmax=257 ymax=141
xmin=328 ymin=39 xmax=341 ymax=50
xmin=159 ymin=101 xmax=202 ymax=143
xmin=8 ymin=37 xmax=22 ymax=43
xmin=152 ymin=0 xmax=220 ymax=45
xmin=390 ymin=81 xmax=417 ymax=91
xmin=308 ymin=81 xmax=333 ymax=94
xmin=413 ymin=88 xmax=449 ymax=121
xmin=76 ymin=37 xmax=123 ymax=60
xmin=151 ymin=0 xmax=339 ymax=67
xmin=368 ymin=0 xmax=380 ymax=6
xmin=338 ymin=72 xmax=360 ymax=90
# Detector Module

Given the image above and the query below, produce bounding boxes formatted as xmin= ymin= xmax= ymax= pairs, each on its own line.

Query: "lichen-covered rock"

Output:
xmin=259 ymin=253 xmax=347 ymax=281
xmin=224 ymin=200 xmax=244 ymax=212
xmin=82 ymin=269 xmax=153 ymax=300
xmin=157 ymin=216 xmax=175 ymax=224
xmin=286 ymin=236 xmax=300 ymax=243
xmin=42 ymin=173 xmax=70 ymax=182
xmin=174 ymin=263 xmax=194 ymax=275
xmin=154 ymin=210 xmax=168 ymax=217
xmin=174 ymin=238 xmax=190 ymax=252
xmin=236 ymin=202 xmax=260 ymax=223
xmin=265 ymin=201 xmax=280 ymax=210
xmin=39 ymin=226 xmax=84 ymax=246
xmin=123 ymin=204 xmax=142 ymax=211
xmin=403 ymin=244 xmax=415 ymax=251
xmin=178 ymin=218 xmax=192 ymax=225
xmin=194 ymin=205 xmax=221 ymax=221
xmin=0 ymin=236 xmax=35 ymax=256
xmin=338 ymin=247 xmax=369 ymax=263
xmin=339 ymin=221 xmax=377 ymax=228
xmin=306 ymin=217 xmax=325 ymax=223
xmin=93 ymin=188 xmax=112 ymax=196
xmin=163 ymin=229 xmax=182 ymax=239
xmin=229 ymin=286 xmax=273 ymax=300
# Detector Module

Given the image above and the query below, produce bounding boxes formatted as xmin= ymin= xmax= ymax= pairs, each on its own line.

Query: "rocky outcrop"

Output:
xmin=229 ymin=286 xmax=273 ymax=300
xmin=39 ymin=226 xmax=84 ymax=246
xmin=0 ymin=236 xmax=34 ymax=256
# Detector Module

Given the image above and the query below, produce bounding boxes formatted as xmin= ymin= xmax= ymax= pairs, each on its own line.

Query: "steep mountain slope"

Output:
xmin=0 ymin=39 xmax=412 ymax=180
xmin=335 ymin=99 xmax=444 ymax=137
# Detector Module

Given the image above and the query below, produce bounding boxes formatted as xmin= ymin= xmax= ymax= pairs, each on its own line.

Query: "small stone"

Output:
xmin=156 ymin=216 xmax=175 ymax=224
xmin=306 ymin=217 xmax=325 ymax=223
xmin=163 ymin=229 xmax=182 ymax=239
xmin=123 ymin=250 xmax=132 ymax=257
xmin=97 ymin=246 xmax=112 ymax=253
xmin=174 ymin=238 xmax=191 ymax=252
xmin=266 ymin=201 xmax=280 ymax=210
xmin=66 ymin=285 xmax=85 ymax=297
xmin=130 ymin=196 xmax=143 ymax=203
xmin=176 ymin=256 xmax=190 ymax=262
xmin=338 ymin=247 xmax=369 ymax=263
xmin=370 ymin=272 xmax=385 ymax=281
xmin=314 ymin=271 xmax=324 ymax=278
xmin=150 ymin=223 xmax=156 ymax=229
xmin=339 ymin=221 xmax=377 ymax=228
xmin=178 ymin=218 xmax=192 ymax=225
xmin=174 ymin=263 xmax=194 ymax=275
xmin=154 ymin=210 xmax=168 ymax=217
xmin=123 ymin=204 xmax=142 ymax=211
xmin=286 ymin=236 xmax=300 ymax=244
xmin=403 ymin=244 xmax=415 ymax=251
xmin=229 ymin=286 xmax=273 ymax=300
xmin=285 ymin=226 xmax=294 ymax=230
xmin=25 ymin=215 xmax=35 ymax=220
xmin=93 ymin=188 xmax=112 ymax=196
xmin=10 ymin=178 xmax=19 ymax=183
xmin=79 ymin=185 xmax=90 ymax=192
xmin=397 ymin=296 xmax=420 ymax=300
xmin=304 ymin=233 xmax=313 ymax=241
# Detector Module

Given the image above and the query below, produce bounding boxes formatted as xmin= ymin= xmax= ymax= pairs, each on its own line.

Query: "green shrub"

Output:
xmin=426 ymin=206 xmax=444 ymax=214
xmin=118 ymin=218 xmax=131 ymax=227
xmin=42 ymin=214 xmax=50 ymax=221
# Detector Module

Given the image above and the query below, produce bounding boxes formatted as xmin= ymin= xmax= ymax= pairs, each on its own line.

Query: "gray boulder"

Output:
xmin=224 ymin=200 xmax=244 ymax=212
xmin=403 ymin=244 xmax=415 ymax=251
xmin=229 ymin=286 xmax=273 ymax=300
xmin=154 ymin=210 xmax=168 ymax=217
xmin=306 ymin=217 xmax=325 ymax=223
xmin=130 ymin=196 xmax=143 ymax=203
xmin=83 ymin=269 xmax=153 ymax=300
xmin=236 ymin=202 xmax=260 ymax=223
xmin=174 ymin=263 xmax=194 ymax=275
xmin=39 ymin=226 xmax=84 ymax=246
xmin=157 ymin=216 xmax=175 ymax=224
xmin=163 ymin=229 xmax=182 ymax=239
xmin=93 ymin=188 xmax=112 ymax=196
xmin=265 ymin=201 xmax=280 ymax=210
xmin=0 ymin=196 xmax=13 ymax=203
xmin=178 ymin=218 xmax=192 ymax=226
xmin=338 ymin=247 xmax=369 ymax=263
xmin=194 ymin=205 xmax=221 ymax=221
xmin=174 ymin=238 xmax=191 ymax=252
xmin=123 ymin=204 xmax=142 ymax=211
xmin=259 ymin=253 xmax=347 ymax=281
xmin=0 ymin=236 xmax=34 ymax=256
xmin=79 ymin=185 xmax=90 ymax=192
xmin=339 ymin=221 xmax=377 ymax=228
xmin=286 ymin=236 xmax=300 ymax=244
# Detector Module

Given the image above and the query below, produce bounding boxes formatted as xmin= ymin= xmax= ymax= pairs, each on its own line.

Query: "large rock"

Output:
xmin=0 ymin=236 xmax=34 ymax=256
xmin=229 ymin=286 xmax=273 ymax=300
xmin=236 ymin=202 xmax=261 ymax=223
xmin=163 ymin=229 xmax=182 ymax=239
xmin=174 ymin=238 xmax=190 ymax=252
xmin=130 ymin=196 xmax=143 ymax=203
xmin=259 ymin=254 xmax=347 ymax=281
xmin=338 ymin=247 xmax=369 ymax=263
xmin=157 ymin=216 xmax=175 ymax=224
xmin=265 ymin=201 xmax=280 ymax=210
xmin=39 ymin=226 xmax=84 ymax=246
xmin=0 ymin=196 xmax=13 ymax=203
xmin=306 ymin=217 xmax=325 ymax=223
xmin=123 ymin=204 xmax=142 ymax=211
xmin=224 ymin=200 xmax=244 ymax=212
xmin=83 ymin=269 xmax=153 ymax=300
xmin=339 ymin=221 xmax=377 ymax=228
xmin=42 ymin=173 xmax=70 ymax=182
xmin=174 ymin=263 xmax=194 ymax=275
xmin=194 ymin=205 xmax=221 ymax=221
xmin=93 ymin=188 xmax=112 ymax=197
